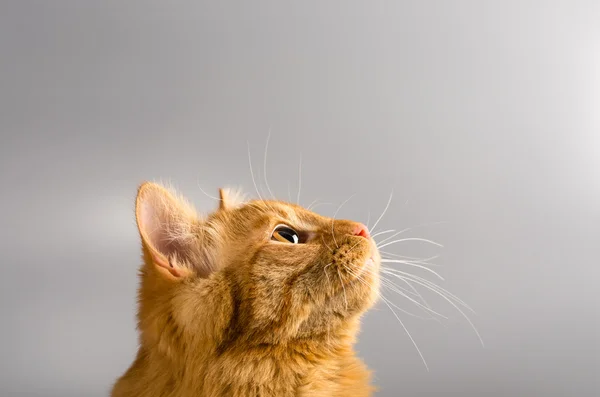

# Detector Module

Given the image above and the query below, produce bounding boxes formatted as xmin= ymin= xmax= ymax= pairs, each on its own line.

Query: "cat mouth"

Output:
xmin=355 ymin=254 xmax=378 ymax=280
xmin=364 ymin=242 xmax=377 ymax=268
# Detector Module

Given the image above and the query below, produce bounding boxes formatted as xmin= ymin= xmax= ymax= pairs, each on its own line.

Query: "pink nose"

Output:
xmin=353 ymin=223 xmax=370 ymax=239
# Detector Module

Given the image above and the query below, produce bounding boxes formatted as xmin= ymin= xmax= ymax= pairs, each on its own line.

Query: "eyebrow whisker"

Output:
xmin=263 ymin=128 xmax=275 ymax=199
xmin=331 ymin=194 xmax=355 ymax=248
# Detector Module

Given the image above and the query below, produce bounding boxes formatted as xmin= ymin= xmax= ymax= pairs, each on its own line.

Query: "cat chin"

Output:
xmin=356 ymin=251 xmax=379 ymax=276
xmin=347 ymin=261 xmax=379 ymax=296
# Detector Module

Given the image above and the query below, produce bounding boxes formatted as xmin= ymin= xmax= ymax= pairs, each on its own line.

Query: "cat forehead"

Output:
xmin=242 ymin=200 xmax=327 ymax=228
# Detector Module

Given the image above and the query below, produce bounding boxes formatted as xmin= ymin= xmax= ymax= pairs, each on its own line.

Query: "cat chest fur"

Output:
xmin=113 ymin=343 xmax=373 ymax=397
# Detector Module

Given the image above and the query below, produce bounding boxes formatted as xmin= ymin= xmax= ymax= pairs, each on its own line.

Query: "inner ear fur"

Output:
xmin=135 ymin=182 xmax=201 ymax=279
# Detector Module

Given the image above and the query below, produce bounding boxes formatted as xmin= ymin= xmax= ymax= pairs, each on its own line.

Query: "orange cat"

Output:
xmin=111 ymin=182 xmax=381 ymax=397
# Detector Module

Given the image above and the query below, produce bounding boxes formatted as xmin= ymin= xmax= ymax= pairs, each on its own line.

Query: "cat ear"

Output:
xmin=218 ymin=187 xmax=246 ymax=211
xmin=135 ymin=182 xmax=199 ymax=280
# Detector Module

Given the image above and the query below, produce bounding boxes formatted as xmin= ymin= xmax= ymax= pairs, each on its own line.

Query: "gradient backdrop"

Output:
xmin=1 ymin=1 xmax=599 ymax=396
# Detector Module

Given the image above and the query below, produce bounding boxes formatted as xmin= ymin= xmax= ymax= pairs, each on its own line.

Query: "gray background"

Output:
xmin=1 ymin=1 xmax=599 ymax=396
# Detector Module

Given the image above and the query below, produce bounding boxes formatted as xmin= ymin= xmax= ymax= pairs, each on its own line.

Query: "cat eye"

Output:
xmin=271 ymin=225 xmax=301 ymax=244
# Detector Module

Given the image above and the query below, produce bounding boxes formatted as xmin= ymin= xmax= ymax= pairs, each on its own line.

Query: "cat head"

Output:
xmin=135 ymin=182 xmax=380 ymax=346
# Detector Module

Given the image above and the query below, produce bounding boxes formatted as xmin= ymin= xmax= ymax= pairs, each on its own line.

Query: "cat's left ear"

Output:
xmin=218 ymin=187 xmax=246 ymax=211
xmin=135 ymin=182 xmax=200 ymax=279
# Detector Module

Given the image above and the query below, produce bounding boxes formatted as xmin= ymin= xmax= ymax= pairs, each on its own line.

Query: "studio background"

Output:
xmin=1 ymin=1 xmax=599 ymax=396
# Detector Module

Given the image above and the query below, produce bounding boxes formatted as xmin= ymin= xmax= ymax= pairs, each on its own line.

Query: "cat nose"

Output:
xmin=353 ymin=223 xmax=370 ymax=239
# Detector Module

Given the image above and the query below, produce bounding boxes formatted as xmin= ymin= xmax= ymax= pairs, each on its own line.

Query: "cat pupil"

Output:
xmin=280 ymin=230 xmax=298 ymax=244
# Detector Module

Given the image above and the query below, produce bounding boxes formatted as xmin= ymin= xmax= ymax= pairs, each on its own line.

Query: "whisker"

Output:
xmin=379 ymin=289 xmax=437 ymax=320
xmin=370 ymin=190 xmax=393 ymax=234
xmin=296 ymin=154 xmax=302 ymax=205
xmin=376 ymin=227 xmax=412 ymax=246
xmin=345 ymin=237 xmax=364 ymax=255
xmin=380 ymin=251 xmax=441 ymax=264
xmin=321 ymin=235 xmax=335 ymax=253
xmin=381 ymin=282 xmax=448 ymax=319
xmin=380 ymin=296 xmax=429 ymax=371
xmin=394 ymin=273 xmax=484 ymax=346
xmin=354 ymin=265 xmax=443 ymax=316
xmin=370 ymin=229 xmax=396 ymax=239
xmin=263 ymin=128 xmax=275 ymax=199
xmin=381 ymin=256 xmax=440 ymax=268
xmin=331 ymin=194 xmax=356 ymax=248
xmin=375 ymin=221 xmax=447 ymax=246
xmin=387 ymin=271 xmax=442 ymax=322
xmin=247 ymin=141 xmax=279 ymax=213
xmin=377 ymin=237 xmax=444 ymax=249
xmin=308 ymin=202 xmax=333 ymax=211
xmin=377 ymin=275 xmax=420 ymax=298
xmin=323 ymin=262 xmax=333 ymax=290
xmin=386 ymin=269 xmax=474 ymax=312
xmin=307 ymin=198 xmax=320 ymax=210
xmin=341 ymin=264 xmax=368 ymax=285
xmin=337 ymin=269 xmax=348 ymax=310
xmin=342 ymin=265 xmax=436 ymax=320
xmin=380 ymin=259 xmax=445 ymax=280
xmin=196 ymin=181 xmax=221 ymax=201
xmin=247 ymin=141 xmax=265 ymax=201
xmin=361 ymin=268 xmax=448 ymax=319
